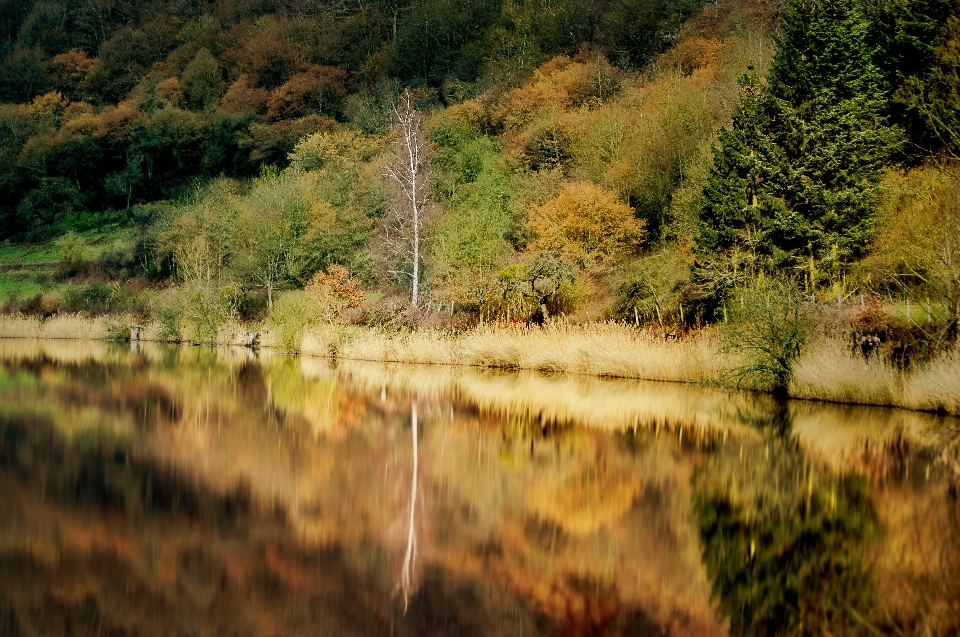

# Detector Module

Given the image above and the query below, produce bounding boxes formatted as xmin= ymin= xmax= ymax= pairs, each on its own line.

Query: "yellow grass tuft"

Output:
xmin=903 ymin=351 xmax=960 ymax=414
xmin=791 ymin=338 xmax=960 ymax=415
xmin=0 ymin=315 xmax=43 ymax=338
xmin=40 ymin=314 xmax=114 ymax=340
xmin=0 ymin=313 xmax=253 ymax=347
xmin=790 ymin=338 xmax=903 ymax=407
xmin=338 ymin=327 xmax=462 ymax=365
xmin=0 ymin=313 xmax=115 ymax=340
xmin=298 ymin=321 xmax=730 ymax=383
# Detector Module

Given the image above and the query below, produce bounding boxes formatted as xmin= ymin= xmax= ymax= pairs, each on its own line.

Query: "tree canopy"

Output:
xmin=694 ymin=0 xmax=903 ymax=307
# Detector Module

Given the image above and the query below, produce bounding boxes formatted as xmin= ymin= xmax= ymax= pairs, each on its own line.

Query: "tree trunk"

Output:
xmin=411 ymin=215 xmax=419 ymax=307
xmin=387 ymin=89 xmax=428 ymax=310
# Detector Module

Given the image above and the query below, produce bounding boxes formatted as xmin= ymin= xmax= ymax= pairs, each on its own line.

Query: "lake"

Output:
xmin=1 ymin=339 xmax=958 ymax=636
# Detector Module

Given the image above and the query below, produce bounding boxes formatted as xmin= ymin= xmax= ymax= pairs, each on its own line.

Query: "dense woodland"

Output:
xmin=2 ymin=0 xmax=960 ymax=367
xmin=0 ymin=0 xmax=715 ymax=229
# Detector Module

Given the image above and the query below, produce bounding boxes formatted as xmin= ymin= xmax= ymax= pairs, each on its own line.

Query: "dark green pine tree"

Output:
xmin=692 ymin=69 xmax=771 ymax=304
xmin=862 ymin=0 xmax=954 ymax=92
xmin=897 ymin=9 xmax=960 ymax=157
xmin=694 ymin=0 xmax=901 ymax=306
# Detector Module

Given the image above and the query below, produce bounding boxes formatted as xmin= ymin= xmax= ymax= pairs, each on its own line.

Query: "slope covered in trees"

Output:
xmin=2 ymin=0 xmax=960 ymax=368
xmin=0 ymin=0 xmax=714 ymax=236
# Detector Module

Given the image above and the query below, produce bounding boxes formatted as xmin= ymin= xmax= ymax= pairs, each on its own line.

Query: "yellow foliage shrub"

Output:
xmin=529 ymin=182 xmax=645 ymax=268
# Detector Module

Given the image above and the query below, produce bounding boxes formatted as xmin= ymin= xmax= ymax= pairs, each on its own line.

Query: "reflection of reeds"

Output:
xmin=0 ymin=337 xmax=279 ymax=370
xmin=789 ymin=399 xmax=948 ymax=477
xmin=0 ymin=337 xmax=114 ymax=363
xmin=331 ymin=359 xmax=954 ymax=474
xmin=330 ymin=359 xmax=774 ymax=439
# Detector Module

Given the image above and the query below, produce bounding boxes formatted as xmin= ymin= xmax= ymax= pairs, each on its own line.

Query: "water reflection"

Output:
xmin=0 ymin=340 xmax=958 ymax=635
xmin=399 ymin=402 xmax=420 ymax=613
xmin=695 ymin=438 xmax=878 ymax=636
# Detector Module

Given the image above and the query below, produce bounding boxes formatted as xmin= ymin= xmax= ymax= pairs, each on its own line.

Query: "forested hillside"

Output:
xmin=2 ymin=0 xmax=960 ymax=377
xmin=0 ymin=0 xmax=712 ymax=234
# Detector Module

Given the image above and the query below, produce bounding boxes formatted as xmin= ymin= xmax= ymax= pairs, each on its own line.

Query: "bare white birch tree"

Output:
xmin=384 ymin=89 xmax=428 ymax=308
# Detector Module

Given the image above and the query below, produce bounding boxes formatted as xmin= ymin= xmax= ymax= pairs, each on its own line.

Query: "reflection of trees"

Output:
xmin=399 ymin=401 xmax=419 ymax=612
xmin=694 ymin=442 xmax=878 ymax=636
xmin=870 ymin=428 xmax=960 ymax=635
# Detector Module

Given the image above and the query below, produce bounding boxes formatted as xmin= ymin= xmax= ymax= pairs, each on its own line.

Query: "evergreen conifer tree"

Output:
xmin=694 ymin=0 xmax=901 ymax=305
xmin=694 ymin=70 xmax=770 ymax=303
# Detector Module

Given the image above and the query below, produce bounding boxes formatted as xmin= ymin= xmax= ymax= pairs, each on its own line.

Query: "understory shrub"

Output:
xmin=721 ymin=277 xmax=814 ymax=392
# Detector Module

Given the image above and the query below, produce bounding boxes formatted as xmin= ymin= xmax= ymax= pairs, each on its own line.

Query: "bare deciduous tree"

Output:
xmin=384 ymin=89 xmax=429 ymax=308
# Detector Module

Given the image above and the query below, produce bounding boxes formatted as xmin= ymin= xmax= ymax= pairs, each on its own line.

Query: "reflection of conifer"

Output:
xmin=694 ymin=446 xmax=878 ymax=636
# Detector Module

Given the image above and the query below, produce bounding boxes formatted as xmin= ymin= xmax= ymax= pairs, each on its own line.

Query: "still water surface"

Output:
xmin=1 ymin=339 xmax=958 ymax=636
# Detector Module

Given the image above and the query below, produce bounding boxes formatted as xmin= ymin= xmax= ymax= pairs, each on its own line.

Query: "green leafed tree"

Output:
xmin=233 ymin=168 xmax=317 ymax=309
xmin=182 ymin=48 xmax=225 ymax=112
xmin=694 ymin=0 xmax=902 ymax=308
xmin=18 ymin=176 xmax=83 ymax=233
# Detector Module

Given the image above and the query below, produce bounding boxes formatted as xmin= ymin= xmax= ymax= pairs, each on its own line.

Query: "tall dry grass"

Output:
xmin=0 ymin=313 xmax=116 ymax=340
xmin=300 ymin=321 xmax=731 ymax=383
xmin=903 ymin=352 xmax=960 ymax=414
xmin=790 ymin=339 xmax=903 ymax=407
xmin=790 ymin=338 xmax=960 ymax=415
xmin=0 ymin=313 xmax=253 ymax=346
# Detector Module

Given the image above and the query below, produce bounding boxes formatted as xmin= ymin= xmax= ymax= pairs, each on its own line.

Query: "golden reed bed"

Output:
xmin=2 ymin=313 xmax=959 ymax=415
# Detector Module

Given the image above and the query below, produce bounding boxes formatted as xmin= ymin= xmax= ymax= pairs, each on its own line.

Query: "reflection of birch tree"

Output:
xmin=399 ymin=401 xmax=419 ymax=613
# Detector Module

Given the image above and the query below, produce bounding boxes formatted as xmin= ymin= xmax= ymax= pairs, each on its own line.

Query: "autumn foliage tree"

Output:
xmin=305 ymin=264 xmax=365 ymax=323
xmin=529 ymin=181 xmax=646 ymax=269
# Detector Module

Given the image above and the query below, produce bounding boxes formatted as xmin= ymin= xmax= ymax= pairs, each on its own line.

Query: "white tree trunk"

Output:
xmin=387 ymin=89 xmax=427 ymax=309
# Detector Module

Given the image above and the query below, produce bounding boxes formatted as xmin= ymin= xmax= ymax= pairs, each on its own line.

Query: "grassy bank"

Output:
xmin=2 ymin=313 xmax=959 ymax=416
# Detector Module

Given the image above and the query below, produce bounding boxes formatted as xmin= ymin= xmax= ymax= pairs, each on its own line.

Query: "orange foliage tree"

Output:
xmin=265 ymin=65 xmax=349 ymax=121
xmin=49 ymin=50 xmax=95 ymax=101
xmin=305 ymin=264 xmax=365 ymax=323
xmin=529 ymin=182 xmax=645 ymax=269
xmin=219 ymin=74 xmax=269 ymax=116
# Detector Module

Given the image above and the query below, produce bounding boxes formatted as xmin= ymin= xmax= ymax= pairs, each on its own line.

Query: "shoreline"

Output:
xmin=1 ymin=313 xmax=959 ymax=417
